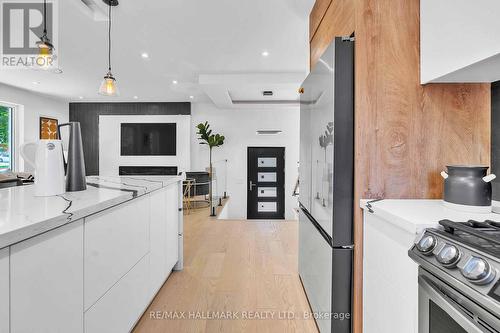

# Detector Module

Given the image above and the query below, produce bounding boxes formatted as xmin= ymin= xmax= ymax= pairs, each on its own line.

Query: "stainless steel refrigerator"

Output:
xmin=298 ymin=36 xmax=354 ymax=333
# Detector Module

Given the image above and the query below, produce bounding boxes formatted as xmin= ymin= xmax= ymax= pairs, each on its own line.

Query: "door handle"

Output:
xmin=249 ymin=181 xmax=256 ymax=191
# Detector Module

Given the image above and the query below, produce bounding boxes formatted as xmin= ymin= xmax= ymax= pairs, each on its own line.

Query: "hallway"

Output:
xmin=133 ymin=206 xmax=318 ymax=332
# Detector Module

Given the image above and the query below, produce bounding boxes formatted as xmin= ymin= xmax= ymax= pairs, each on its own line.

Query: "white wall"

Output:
xmin=99 ymin=115 xmax=191 ymax=176
xmin=0 ymin=83 xmax=68 ymax=171
xmin=191 ymin=103 xmax=300 ymax=220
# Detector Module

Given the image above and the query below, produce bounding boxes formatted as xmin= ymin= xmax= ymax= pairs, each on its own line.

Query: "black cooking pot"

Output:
xmin=441 ymin=165 xmax=496 ymax=207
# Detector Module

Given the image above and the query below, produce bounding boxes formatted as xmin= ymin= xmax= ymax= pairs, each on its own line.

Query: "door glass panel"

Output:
xmin=258 ymin=187 xmax=277 ymax=198
xmin=429 ymin=300 xmax=467 ymax=333
xmin=258 ymin=202 xmax=277 ymax=212
xmin=258 ymin=172 xmax=276 ymax=182
xmin=258 ymin=157 xmax=277 ymax=168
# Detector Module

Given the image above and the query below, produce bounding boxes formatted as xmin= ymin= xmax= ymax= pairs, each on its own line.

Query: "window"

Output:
xmin=0 ymin=105 xmax=13 ymax=170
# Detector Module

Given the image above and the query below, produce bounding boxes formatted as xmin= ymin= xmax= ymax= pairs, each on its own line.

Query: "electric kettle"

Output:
xmin=20 ymin=140 xmax=65 ymax=196
xmin=58 ymin=122 xmax=87 ymax=192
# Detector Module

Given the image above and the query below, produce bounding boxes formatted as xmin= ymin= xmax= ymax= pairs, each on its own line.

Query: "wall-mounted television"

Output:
xmin=121 ymin=123 xmax=176 ymax=156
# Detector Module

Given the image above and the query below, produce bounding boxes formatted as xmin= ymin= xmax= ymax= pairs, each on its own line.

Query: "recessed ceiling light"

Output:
xmin=172 ymin=80 xmax=178 ymax=84
xmin=261 ymin=51 xmax=269 ymax=57
xmin=133 ymin=95 xmax=139 ymax=99
xmin=78 ymin=96 xmax=84 ymax=100
xmin=32 ymin=81 xmax=40 ymax=85
xmin=189 ymin=95 xmax=194 ymax=99
xmin=140 ymin=52 xmax=149 ymax=59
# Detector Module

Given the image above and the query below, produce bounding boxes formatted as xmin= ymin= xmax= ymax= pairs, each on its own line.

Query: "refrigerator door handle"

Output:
xmin=337 ymin=245 xmax=354 ymax=249
xmin=299 ymin=204 xmax=333 ymax=247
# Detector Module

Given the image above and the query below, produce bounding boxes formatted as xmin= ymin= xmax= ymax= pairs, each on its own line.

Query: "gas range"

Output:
xmin=409 ymin=219 xmax=500 ymax=317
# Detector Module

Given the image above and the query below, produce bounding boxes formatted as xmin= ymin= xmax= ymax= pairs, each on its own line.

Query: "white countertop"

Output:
xmin=360 ymin=199 xmax=500 ymax=233
xmin=0 ymin=175 xmax=184 ymax=249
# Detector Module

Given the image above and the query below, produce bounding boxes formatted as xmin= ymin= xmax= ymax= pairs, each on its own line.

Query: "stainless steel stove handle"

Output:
xmin=419 ymin=275 xmax=497 ymax=333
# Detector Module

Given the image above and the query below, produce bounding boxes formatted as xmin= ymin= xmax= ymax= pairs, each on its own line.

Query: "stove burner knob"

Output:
xmin=460 ymin=257 xmax=496 ymax=285
xmin=436 ymin=244 xmax=461 ymax=267
xmin=416 ymin=235 xmax=436 ymax=255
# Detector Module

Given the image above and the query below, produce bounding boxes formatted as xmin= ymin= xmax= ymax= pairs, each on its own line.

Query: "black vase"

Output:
xmin=441 ymin=165 xmax=496 ymax=209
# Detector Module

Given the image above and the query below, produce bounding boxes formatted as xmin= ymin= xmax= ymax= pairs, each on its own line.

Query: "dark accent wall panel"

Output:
xmin=69 ymin=102 xmax=190 ymax=175
xmin=492 ymin=81 xmax=500 ymax=200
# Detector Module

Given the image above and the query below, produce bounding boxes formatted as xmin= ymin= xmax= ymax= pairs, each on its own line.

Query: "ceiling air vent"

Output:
xmin=262 ymin=91 xmax=273 ymax=96
xmin=256 ymin=130 xmax=282 ymax=135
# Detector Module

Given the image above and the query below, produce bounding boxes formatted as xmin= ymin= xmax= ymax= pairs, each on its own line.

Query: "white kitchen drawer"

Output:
xmin=0 ymin=248 xmax=8 ymax=333
xmin=85 ymin=254 xmax=150 ymax=333
xmin=10 ymin=221 xmax=84 ymax=333
xmin=84 ymin=196 xmax=149 ymax=309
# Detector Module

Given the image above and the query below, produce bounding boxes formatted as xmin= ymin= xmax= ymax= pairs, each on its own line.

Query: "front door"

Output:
xmin=247 ymin=147 xmax=285 ymax=219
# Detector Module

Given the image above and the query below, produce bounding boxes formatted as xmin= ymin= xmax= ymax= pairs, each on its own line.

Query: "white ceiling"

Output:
xmin=200 ymin=73 xmax=303 ymax=108
xmin=0 ymin=0 xmax=313 ymax=103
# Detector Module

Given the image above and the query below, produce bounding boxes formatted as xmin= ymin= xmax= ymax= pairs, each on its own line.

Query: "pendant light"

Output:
xmin=36 ymin=0 xmax=54 ymax=69
xmin=98 ymin=0 xmax=119 ymax=96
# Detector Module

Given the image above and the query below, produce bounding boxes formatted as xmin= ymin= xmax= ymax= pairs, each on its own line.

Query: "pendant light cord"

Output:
xmin=43 ymin=0 xmax=47 ymax=35
xmin=108 ymin=2 xmax=111 ymax=71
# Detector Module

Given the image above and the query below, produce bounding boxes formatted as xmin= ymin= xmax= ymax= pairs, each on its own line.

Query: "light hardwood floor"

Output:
xmin=133 ymin=204 xmax=318 ymax=333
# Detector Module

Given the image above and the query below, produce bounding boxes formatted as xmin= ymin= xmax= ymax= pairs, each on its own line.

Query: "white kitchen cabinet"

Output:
xmin=421 ymin=0 xmax=500 ymax=83
xmin=165 ymin=184 xmax=179 ymax=272
xmin=84 ymin=195 xmax=149 ymax=310
xmin=0 ymin=248 xmax=8 ymax=333
xmin=363 ymin=212 xmax=419 ymax=333
xmin=149 ymin=184 xmax=180 ymax=297
xmin=85 ymin=254 xmax=150 ymax=333
xmin=149 ymin=188 xmax=168 ymax=296
xmin=10 ymin=221 xmax=84 ymax=333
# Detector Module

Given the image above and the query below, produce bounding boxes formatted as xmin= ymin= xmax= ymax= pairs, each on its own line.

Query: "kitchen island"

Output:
xmin=0 ymin=175 xmax=184 ymax=333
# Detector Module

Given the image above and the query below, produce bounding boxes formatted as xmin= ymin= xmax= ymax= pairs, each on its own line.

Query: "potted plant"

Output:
xmin=196 ymin=121 xmax=225 ymax=216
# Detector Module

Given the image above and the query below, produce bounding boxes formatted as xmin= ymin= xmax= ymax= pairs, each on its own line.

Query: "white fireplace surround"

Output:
xmin=98 ymin=115 xmax=191 ymax=176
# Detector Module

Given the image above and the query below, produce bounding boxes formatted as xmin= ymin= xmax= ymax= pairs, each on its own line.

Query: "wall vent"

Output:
xmin=256 ymin=130 xmax=282 ymax=135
